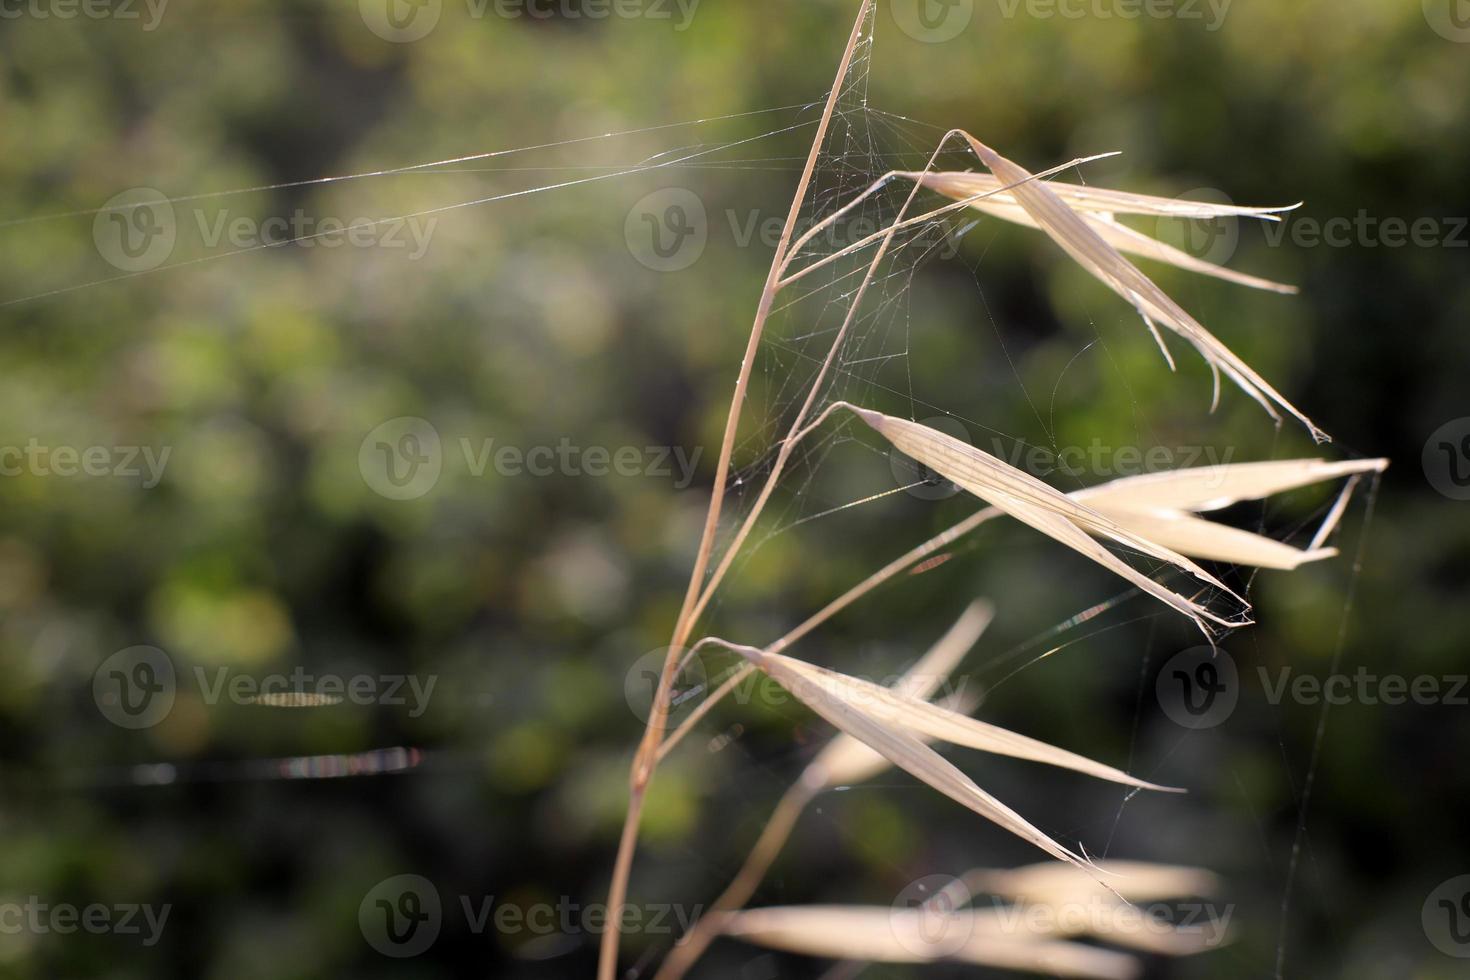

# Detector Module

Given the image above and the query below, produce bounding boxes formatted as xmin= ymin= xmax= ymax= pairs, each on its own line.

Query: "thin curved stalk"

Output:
xmin=657 ymin=503 xmax=1003 ymax=763
xmin=596 ymin=6 xmax=876 ymax=978
xmin=653 ymin=781 xmax=819 ymax=980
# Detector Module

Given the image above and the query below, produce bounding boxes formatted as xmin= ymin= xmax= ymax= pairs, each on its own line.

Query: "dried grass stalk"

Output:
xmin=723 ymin=856 xmax=1228 ymax=972
xmin=837 ymin=404 xmax=1250 ymax=634
xmin=914 ymin=174 xmax=1299 ymax=294
xmin=914 ymin=171 xmax=1299 ymax=222
xmin=1074 ymin=458 xmax=1388 ymax=513
xmin=753 ymin=649 xmax=1178 ymax=792
xmin=723 ymin=906 xmax=1141 ymax=978
xmin=806 ymin=599 xmax=993 ymax=788
xmin=954 ymin=135 xmax=1329 ymax=442
xmin=1076 ymin=457 xmax=1388 ymax=569
xmin=967 ymin=859 xmax=1219 ymax=905
xmin=654 ymin=604 xmax=996 ymax=980
xmin=719 ymin=640 xmax=1176 ymax=873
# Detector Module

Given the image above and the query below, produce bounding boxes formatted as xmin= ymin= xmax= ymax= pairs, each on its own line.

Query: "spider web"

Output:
xmin=0 ymin=7 xmax=1384 ymax=976
xmin=621 ymin=11 xmax=1385 ymax=978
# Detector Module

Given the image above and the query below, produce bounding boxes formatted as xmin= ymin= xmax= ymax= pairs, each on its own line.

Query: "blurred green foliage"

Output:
xmin=1 ymin=1 xmax=1468 ymax=977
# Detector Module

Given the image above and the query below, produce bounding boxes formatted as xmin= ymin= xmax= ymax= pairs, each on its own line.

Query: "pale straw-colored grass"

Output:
xmin=721 ymin=857 xmax=1226 ymax=977
xmin=599 ymin=2 xmax=1386 ymax=976
xmin=912 ymin=171 xmax=1301 ymax=294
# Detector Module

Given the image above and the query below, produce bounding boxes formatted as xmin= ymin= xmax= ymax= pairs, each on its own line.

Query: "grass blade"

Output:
xmin=724 ymin=906 xmax=1142 ymax=979
xmin=736 ymin=645 xmax=1098 ymax=872
xmin=956 ymin=135 xmax=1329 ymax=442
xmin=843 ymin=405 xmax=1250 ymax=634
xmin=766 ymin=651 xmax=1177 ymax=792
xmin=1074 ymin=458 xmax=1388 ymax=513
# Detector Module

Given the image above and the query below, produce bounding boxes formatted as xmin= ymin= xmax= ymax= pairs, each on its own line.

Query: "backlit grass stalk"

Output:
xmin=599 ymin=0 xmax=1383 ymax=974
xmin=596 ymin=6 xmax=877 ymax=978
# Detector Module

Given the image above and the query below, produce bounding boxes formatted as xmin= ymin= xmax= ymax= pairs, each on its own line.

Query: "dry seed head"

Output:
xmin=840 ymin=404 xmax=1251 ymax=635
xmin=956 ymin=133 xmax=1330 ymax=443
